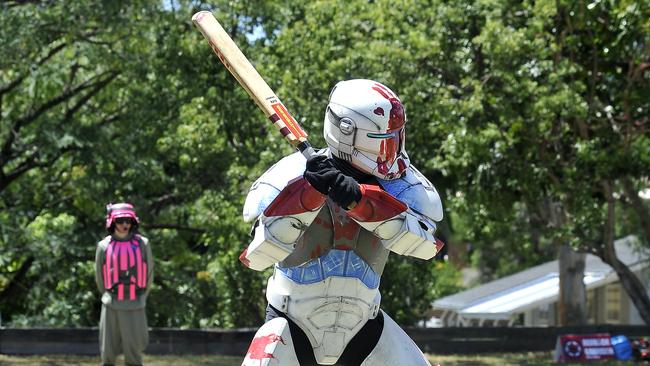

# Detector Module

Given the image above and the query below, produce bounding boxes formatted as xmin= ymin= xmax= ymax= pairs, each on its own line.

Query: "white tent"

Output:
xmin=431 ymin=236 xmax=650 ymax=327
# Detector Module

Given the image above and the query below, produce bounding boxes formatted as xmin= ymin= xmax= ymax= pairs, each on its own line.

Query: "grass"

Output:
xmin=0 ymin=352 xmax=638 ymax=366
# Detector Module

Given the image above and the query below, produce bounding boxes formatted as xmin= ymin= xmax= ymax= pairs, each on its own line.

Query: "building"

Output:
xmin=431 ymin=236 xmax=650 ymax=327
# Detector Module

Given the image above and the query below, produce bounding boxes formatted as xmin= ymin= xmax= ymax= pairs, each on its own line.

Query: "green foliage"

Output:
xmin=1 ymin=0 xmax=648 ymax=329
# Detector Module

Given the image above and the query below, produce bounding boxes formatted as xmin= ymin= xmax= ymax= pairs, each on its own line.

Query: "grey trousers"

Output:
xmin=99 ymin=305 xmax=149 ymax=365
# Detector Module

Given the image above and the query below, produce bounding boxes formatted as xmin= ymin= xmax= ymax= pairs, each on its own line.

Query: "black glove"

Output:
xmin=304 ymin=155 xmax=361 ymax=209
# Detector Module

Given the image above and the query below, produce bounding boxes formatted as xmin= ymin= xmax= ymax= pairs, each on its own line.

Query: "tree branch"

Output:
xmin=0 ymin=42 xmax=68 ymax=97
xmin=621 ymin=177 xmax=650 ymax=245
xmin=1 ymin=70 xmax=119 ymax=170
xmin=0 ymin=256 xmax=35 ymax=304
xmin=0 ymin=145 xmax=80 ymax=192
xmin=144 ymin=223 xmax=206 ymax=234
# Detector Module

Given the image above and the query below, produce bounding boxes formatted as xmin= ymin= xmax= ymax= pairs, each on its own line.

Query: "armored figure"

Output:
xmin=95 ymin=203 xmax=154 ymax=366
xmin=240 ymin=79 xmax=444 ymax=366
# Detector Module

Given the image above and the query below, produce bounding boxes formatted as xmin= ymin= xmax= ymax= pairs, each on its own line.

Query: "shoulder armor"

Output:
xmin=377 ymin=165 xmax=443 ymax=222
xmin=242 ymin=152 xmax=307 ymax=222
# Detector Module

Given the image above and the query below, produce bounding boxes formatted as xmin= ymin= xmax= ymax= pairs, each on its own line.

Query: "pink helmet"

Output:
xmin=105 ymin=202 xmax=140 ymax=230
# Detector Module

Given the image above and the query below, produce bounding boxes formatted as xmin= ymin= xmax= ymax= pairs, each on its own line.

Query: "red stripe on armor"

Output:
xmin=347 ymin=184 xmax=407 ymax=222
xmin=142 ymin=263 xmax=147 ymax=287
xmin=127 ymin=241 xmax=135 ymax=267
xmin=136 ymin=246 xmax=143 ymax=287
xmin=119 ymin=243 xmax=128 ymax=270
xmin=117 ymin=284 xmax=124 ymax=301
xmin=130 ymin=277 xmax=136 ymax=300
xmin=103 ymin=264 xmax=109 ymax=289
xmin=106 ymin=242 xmax=114 ymax=288
xmin=112 ymin=242 xmax=119 ymax=284
xmin=263 ymin=177 xmax=326 ymax=216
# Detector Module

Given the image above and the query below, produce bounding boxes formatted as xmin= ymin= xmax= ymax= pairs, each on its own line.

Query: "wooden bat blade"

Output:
xmin=192 ymin=11 xmax=311 ymax=154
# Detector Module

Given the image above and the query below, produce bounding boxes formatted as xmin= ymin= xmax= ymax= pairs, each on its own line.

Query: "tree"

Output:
xmin=436 ymin=0 xmax=650 ymax=324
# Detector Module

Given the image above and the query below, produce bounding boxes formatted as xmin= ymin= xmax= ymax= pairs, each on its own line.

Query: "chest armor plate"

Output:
xmin=280 ymin=200 xmax=389 ymax=275
xmin=103 ymin=236 xmax=148 ymax=301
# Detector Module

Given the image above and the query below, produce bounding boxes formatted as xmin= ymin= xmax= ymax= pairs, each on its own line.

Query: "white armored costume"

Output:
xmin=240 ymin=79 xmax=444 ymax=366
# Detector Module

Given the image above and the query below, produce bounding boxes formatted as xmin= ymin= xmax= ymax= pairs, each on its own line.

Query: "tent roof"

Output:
xmin=432 ymin=236 xmax=649 ymax=320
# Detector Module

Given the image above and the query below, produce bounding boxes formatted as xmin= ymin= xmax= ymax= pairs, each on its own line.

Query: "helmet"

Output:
xmin=323 ymin=79 xmax=409 ymax=180
xmin=105 ymin=202 xmax=140 ymax=230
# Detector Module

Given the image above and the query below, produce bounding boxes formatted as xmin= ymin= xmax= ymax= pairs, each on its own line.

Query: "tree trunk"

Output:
xmin=558 ymin=244 xmax=587 ymax=325
xmin=600 ymin=179 xmax=650 ymax=325
xmin=0 ymin=256 xmax=34 ymax=304
xmin=600 ymin=241 xmax=650 ymax=325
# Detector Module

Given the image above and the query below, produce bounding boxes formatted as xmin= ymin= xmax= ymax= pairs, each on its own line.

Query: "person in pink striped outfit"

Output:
xmin=95 ymin=202 xmax=154 ymax=366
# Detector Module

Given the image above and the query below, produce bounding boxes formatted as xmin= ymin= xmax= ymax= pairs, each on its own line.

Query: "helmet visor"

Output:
xmin=366 ymin=126 xmax=405 ymax=167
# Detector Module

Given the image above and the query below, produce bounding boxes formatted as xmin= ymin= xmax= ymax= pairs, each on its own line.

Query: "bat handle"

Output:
xmin=297 ymin=141 xmax=316 ymax=159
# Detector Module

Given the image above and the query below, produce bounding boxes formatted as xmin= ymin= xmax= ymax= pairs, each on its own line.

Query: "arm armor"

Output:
xmin=240 ymin=177 xmax=326 ymax=271
xmin=348 ymin=184 xmax=444 ymax=260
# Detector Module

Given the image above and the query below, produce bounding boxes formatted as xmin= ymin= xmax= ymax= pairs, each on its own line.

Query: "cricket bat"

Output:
xmin=191 ymin=11 xmax=315 ymax=159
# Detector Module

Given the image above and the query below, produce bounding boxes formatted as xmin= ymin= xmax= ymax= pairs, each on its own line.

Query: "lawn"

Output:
xmin=0 ymin=352 xmax=636 ymax=366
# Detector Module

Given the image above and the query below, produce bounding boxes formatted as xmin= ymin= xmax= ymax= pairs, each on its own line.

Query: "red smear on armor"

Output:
xmin=142 ymin=263 xmax=147 ymax=287
xmin=245 ymin=333 xmax=285 ymax=365
xmin=334 ymin=244 xmax=352 ymax=250
xmin=371 ymin=237 xmax=380 ymax=250
xmin=348 ymin=184 xmax=407 ymax=222
xmin=333 ymin=220 xmax=359 ymax=241
xmin=330 ymin=204 xmax=360 ymax=241
xmin=136 ymin=245 xmax=143 ymax=287
xmin=435 ymin=238 xmax=445 ymax=252
xmin=373 ymin=107 xmax=384 ymax=116
xmin=239 ymin=248 xmax=251 ymax=267
xmin=313 ymin=217 xmax=333 ymax=230
xmin=264 ymin=177 xmax=326 ymax=216
xmin=310 ymin=244 xmax=324 ymax=259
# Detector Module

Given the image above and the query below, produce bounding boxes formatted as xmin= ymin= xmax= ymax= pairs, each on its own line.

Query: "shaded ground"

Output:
xmin=0 ymin=352 xmax=635 ymax=365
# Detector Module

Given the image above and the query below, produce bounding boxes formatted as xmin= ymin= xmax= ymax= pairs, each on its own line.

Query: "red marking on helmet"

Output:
xmin=372 ymin=83 xmax=396 ymax=98
xmin=245 ymin=333 xmax=285 ymax=364
xmin=371 ymin=84 xmax=405 ymax=174
xmin=373 ymin=107 xmax=384 ymax=116
xmin=397 ymin=158 xmax=407 ymax=173
xmin=376 ymin=154 xmax=389 ymax=175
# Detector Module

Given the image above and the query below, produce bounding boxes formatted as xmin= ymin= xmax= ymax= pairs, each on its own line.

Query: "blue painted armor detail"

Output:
xmin=277 ymin=249 xmax=380 ymax=289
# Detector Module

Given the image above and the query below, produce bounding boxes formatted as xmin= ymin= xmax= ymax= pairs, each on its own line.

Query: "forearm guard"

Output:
xmin=240 ymin=177 xmax=326 ymax=271
xmin=348 ymin=184 xmax=444 ymax=259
